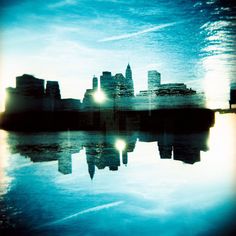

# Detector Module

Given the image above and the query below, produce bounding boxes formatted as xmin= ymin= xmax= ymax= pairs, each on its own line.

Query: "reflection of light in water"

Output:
xmin=208 ymin=113 xmax=236 ymax=160
xmin=93 ymin=90 xmax=106 ymax=103
xmin=0 ymin=130 xmax=12 ymax=195
xmin=115 ymin=139 xmax=126 ymax=160
xmin=201 ymin=113 xmax=236 ymax=184
xmin=115 ymin=139 xmax=126 ymax=152
xmin=0 ymin=85 xmax=7 ymax=112
xmin=0 ymin=62 xmax=17 ymax=112
xmin=115 ymin=139 xmax=126 ymax=159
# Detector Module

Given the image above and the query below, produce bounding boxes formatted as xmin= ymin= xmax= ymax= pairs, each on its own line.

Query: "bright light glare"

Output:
xmin=115 ymin=139 xmax=126 ymax=152
xmin=93 ymin=90 xmax=106 ymax=103
xmin=0 ymin=130 xmax=12 ymax=195
xmin=202 ymin=55 xmax=229 ymax=109
xmin=0 ymin=85 xmax=7 ymax=112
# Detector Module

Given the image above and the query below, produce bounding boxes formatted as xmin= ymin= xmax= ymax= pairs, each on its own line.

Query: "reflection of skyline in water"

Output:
xmin=6 ymin=130 xmax=210 ymax=179
xmin=3 ymin=108 xmax=215 ymax=180
xmin=0 ymin=113 xmax=236 ymax=235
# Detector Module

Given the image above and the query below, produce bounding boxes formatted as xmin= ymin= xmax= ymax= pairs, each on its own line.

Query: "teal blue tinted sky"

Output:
xmin=0 ymin=0 xmax=236 ymax=109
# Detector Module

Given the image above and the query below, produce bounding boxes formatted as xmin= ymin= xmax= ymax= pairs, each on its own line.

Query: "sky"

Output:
xmin=0 ymin=0 xmax=236 ymax=111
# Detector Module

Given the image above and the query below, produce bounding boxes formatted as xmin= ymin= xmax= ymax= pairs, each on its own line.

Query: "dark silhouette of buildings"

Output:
xmin=158 ymin=133 xmax=173 ymax=159
xmin=100 ymin=71 xmax=114 ymax=98
xmin=0 ymin=63 xmax=218 ymax=181
xmin=3 ymin=63 xmax=203 ymax=116
xmin=82 ymin=88 xmax=96 ymax=109
xmin=114 ymin=73 xmax=127 ymax=97
xmin=125 ymin=63 xmax=134 ymax=96
xmin=229 ymin=83 xmax=236 ymax=109
xmin=5 ymin=74 xmax=81 ymax=114
xmin=4 ymin=103 xmax=214 ymax=179
xmin=138 ymin=81 xmax=195 ymax=97
xmin=92 ymin=76 xmax=98 ymax=90
xmin=6 ymin=132 xmax=82 ymax=175
xmin=46 ymin=81 xmax=61 ymax=99
xmin=5 ymin=74 xmax=46 ymax=113
xmin=157 ymin=132 xmax=209 ymax=164
xmin=82 ymin=64 xmax=135 ymax=110
xmin=0 ymin=63 xmax=211 ymax=131
xmin=98 ymin=64 xmax=134 ymax=100
xmin=134 ymin=69 xmax=200 ymax=109
xmin=16 ymin=74 xmax=45 ymax=97
xmin=60 ymin=99 xmax=81 ymax=111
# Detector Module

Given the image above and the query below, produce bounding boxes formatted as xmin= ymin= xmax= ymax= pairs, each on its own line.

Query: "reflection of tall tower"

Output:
xmin=58 ymin=154 xmax=72 ymax=175
xmin=158 ymin=133 xmax=173 ymax=159
xmin=88 ymin=162 xmax=95 ymax=179
xmin=122 ymin=152 xmax=128 ymax=165
xmin=173 ymin=133 xmax=204 ymax=164
xmin=148 ymin=70 xmax=161 ymax=91
xmin=125 ymin=64 xmax=134 ymax=96
xmin=173 ymin=146 xmax=200 ymax=164
xmin=86 ymin=153 xmax=95 ymax=180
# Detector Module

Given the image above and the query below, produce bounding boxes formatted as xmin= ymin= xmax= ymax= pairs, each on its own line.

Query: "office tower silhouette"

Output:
xmin=93 ymin=76 xmax=98 ymax=90
xmin=100 ymin=71 xmax=115 ymax=97
xmin=46 ymin=81 xmax=61 ymax=99
xmin=16 ymin=74 xmax=45 ymax=97
xmin=148 ymin=70 xmax=161 ymax=91
xmin=229 ymin=83 xmax=236 ymax=108
xmin=114 ymin=73 xmax=127 ymax=97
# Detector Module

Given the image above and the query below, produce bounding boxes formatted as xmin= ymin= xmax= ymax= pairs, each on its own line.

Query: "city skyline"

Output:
xmin=1 ymin=62 xmax=172 ymax=111
xmin=0 ymin=60 xmax=193 ymax=111
xmin=1 ymin=0 xmax=235 ymax=111
xmin=3 ymin=65 xmax=201 ymax=116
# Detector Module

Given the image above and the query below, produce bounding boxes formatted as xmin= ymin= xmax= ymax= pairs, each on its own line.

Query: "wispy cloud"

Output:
xmin=33 ymin=201 xmax=124 ymax=230
xmin=48 ymin=0 xmax=77 ymax=9
xmin=99 ymin=22 xmax=181 ymax=42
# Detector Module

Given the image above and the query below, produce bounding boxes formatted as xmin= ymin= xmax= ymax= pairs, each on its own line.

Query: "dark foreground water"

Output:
xmin=0 ymin=112 xmax=236 ymax=235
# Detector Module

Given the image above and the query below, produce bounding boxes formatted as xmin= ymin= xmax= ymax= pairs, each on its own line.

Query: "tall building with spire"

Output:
xmin=125 ymin=64 xmax=132 ymax=80
xmin=125 ymin=64 xmax=134 ymax=96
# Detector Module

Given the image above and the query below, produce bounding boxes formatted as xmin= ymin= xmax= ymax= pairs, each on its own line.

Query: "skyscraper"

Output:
xmin=125 ymin=64 xmax=134 ymax=96
xmin=100 ymin=71 xmax=114 ymax=97
xmin=148 ymin=70 xmax=161 ymax=91
xmin=46 ymin=81 xmax=61 ymax=99
xmin=114 ymin=73 xmax=126 ymax=97
xmin=16 ymin=74 xmax=44 ymax=97
xmin=125 ymin=64 xmax=132 ymax=80
xmin=92 ymin=76 xmax=98 ymax=90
